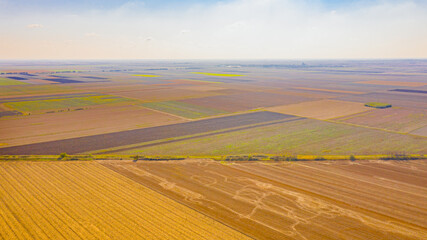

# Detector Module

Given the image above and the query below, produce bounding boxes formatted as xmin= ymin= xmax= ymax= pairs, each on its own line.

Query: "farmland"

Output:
xmin=101 ymin=159 xmax=427 ymax=240
xmin=111 ymin=118 xmax=427 ymax=156
xmin=4 ymin=94 xmax=134 ymax=113
xmin=142 ymin=101 xmax=228 ymax=119
xmin=0 ymin=161 xmax=249 ymax=239
xmin=1 ymin=59 xmax=427 ymax=239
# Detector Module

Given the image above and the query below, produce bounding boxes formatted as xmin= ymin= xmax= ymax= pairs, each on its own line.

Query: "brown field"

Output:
xmin=335 ymin=107 xmax=427 ymax=133
xmin=101 ymin=86 xmax=223 ymax=102
xmin=411 ymin=125 xmax=427 ymax=137
xmin=0 ymin=104 xmax=185 ymax=147
xmin=355 ymin=80 xmax=427 ymax=87
xmin=177 ymin=85 xmax=227 ymax=91
xmin=267 ymin=99 xmax=370 ymax=120
xmin=0 ymin=161 xmax=249 ymax=239
xmin=101 ymin=159 xmax=427 ymax=240
xmin=182 ymin=91 xmax=314 ymax=112
xmin=292 ymin=87 xmax=365 ymax=94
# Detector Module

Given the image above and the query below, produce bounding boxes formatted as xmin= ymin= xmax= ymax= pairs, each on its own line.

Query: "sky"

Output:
xmin=0 ymin=0 xmax=426 ymax=59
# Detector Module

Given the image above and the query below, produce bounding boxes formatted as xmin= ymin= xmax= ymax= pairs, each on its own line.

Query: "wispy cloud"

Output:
xmin=26 ymin=23 xmax=43 ymax=29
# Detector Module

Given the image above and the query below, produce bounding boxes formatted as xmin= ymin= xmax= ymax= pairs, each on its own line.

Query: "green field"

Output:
xmin=190 ymin=72 xmax=245 ymax=77
xmin=115 ymin=119 xmax=427 ymax=156
xmin=5 ymin=95 xmax=133 ymax=112
xmin=142 ymin=101 xmax=227 ymax=119
xmin=0 ymin=85 xmax=77 ymax=97
xmin=0 ymin=77 xmax=29 ymax=86
xmin=365 ymin=102 xmax=392 ymax=109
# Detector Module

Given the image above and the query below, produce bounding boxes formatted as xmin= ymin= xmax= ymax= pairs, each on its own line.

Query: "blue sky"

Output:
xmin=1 ymin=0 xmax=426 ymax=59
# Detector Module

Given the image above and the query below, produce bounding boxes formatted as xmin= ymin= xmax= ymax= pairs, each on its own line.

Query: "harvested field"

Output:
xmin=107 ymin=87 xmax=223 ymax=102
xmin=177 ymin=85 xmax=227 ymax=91
xmin=101 ymin=159 xmax=427 ymax=240
xmin=292 ymin=87 xmax=365 ymax=94
xmin=116 ymin=118 xmax=427 ymax=156
xmin=267 ymin=99 xmax=370 ymax=120
xmin=355 ymin=80 xmax=427 ymax=87
xmin=0 ymin=161 xmax=249 ymax=240
xmin=142 ymin=101 xmax=228 ymax=119
xmin=339 ymin=92 xmax=427 ymax=109
xmin=0 ymin=111 xmax=293 ymax=154
xmin=335 ymin=107 xmax=427 ymax=133
xmin=411 ymin=125 xmax=427 ymax=137
xmin=23 ymin=79 xmax=58 ymax=84
xmin=182 ymin=91 xmax=314 ymax=112
xmin=0 ymin=105 xmax=185 ymax=147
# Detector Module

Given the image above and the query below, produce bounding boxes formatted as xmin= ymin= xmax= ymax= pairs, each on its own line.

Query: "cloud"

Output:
xmin=27 ymin=24 xmax=43 ymax=29
xmin=3 ymin=0 xmax=427 ymax=59
xmin=85 ymin=32 xmax=100 ymax=37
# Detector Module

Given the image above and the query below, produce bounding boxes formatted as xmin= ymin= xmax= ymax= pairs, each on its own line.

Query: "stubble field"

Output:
xmin=0 ymin=161 xmax=249 ymax=240
xmin=101 ymin=159 xmax=427 ymax=240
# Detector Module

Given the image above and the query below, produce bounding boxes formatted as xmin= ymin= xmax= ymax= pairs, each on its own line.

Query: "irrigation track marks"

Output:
xmin=0 ymin=111 xmax=296 ymax=155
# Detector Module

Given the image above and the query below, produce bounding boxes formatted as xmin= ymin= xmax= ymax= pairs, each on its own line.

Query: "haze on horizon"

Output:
xmin=0 ymin=0 xmax=426 ymax=60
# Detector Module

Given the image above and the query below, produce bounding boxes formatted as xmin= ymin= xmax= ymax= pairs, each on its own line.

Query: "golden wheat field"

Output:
xmin=0 ymin=161 xmax=250 ymax=240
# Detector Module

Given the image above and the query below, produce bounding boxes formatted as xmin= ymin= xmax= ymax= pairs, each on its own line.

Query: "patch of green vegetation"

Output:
xmin=116 ymin=119 xmax=427 ymax=156
xmin=364 ymin=102 xmax=392 ymax=109
xmin=5 ymin=95 xmax=133 ymax=112
xmin=190 ymin=72 xmax=245 ymax=77
xmin=0 ymin=78 xmax=29 ymax=86
xmin=0 ymin=85 xmax=76 ymax=97
xmin=142 ymin=101 xmax=228 ymax=119
xmin=132 ymin=74 xmax=160 ymax=77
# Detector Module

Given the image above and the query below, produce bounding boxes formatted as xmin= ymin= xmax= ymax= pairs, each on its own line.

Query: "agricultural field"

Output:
xmin=4 ymin=94 xmax=134 ymax=113
xmin=0 ymin=104 xmax=185 ymax=147
xmin=110 ymin=118 xmax=427 ymax=156
xmin=101 ymin=159 xmax=427 ymax=240
xmin=267 ymin=99 xmax=370 ymax=120
xmin=0 ymin=111 xmax=293 ymax=155
xmin=1 ymin=60 xmax=427 ymax=239
xmin=141 ymin=101 xmax=228 ymax=119
xmin=0 ymin=161 xmax=249 ymax=239
xmin=0 ymin=77 xmax=28 ymax=86
xmin=190 ymin=72 xmax=245 ymax=77
xmin=334 ymin=107 xmax=427 ymax=133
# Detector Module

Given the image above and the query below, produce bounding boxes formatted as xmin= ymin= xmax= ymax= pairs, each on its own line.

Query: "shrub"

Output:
xmin=364 ymin=102 xmax=392 ymax=109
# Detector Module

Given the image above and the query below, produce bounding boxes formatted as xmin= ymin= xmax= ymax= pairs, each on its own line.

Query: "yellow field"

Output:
xmin=0 ymin=161 xmax=249 ymax=240
xmin=190 ymin=72 xmax=244 ymax=77
xmin=132 ymin=74 xmax=160 ymax=77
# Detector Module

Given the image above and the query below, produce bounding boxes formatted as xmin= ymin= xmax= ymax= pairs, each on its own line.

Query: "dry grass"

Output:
xmin=0 ymin=161 xmax=249 ymax=240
